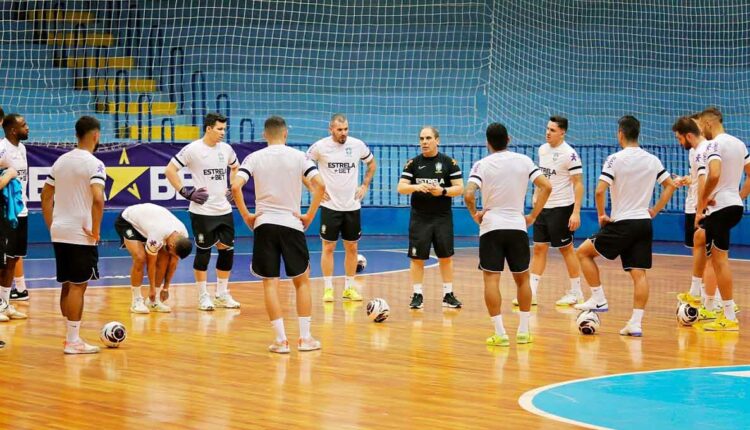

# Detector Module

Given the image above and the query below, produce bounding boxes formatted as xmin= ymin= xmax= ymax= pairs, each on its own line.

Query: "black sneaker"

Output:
xmin=409 ymin=293 xmax=424 ymax=309
xmin=442 ymin=292 xmax=462 ymax=308
xmin=0 ymin=340 xmax=4 ymax=348
xmin=9 ymin=289 xmax=29 ymax=301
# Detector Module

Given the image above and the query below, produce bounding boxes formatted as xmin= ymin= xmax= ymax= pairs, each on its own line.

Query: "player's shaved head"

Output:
xmin=264 ymin=115 xmax=287 ymax=139
xmin=330 ymin=113 xmax=348 ymax=126
xmin=175 ymin=236 xmax=193 ymax=259
xmin=699 ymin=106 xmax=723 ymax=123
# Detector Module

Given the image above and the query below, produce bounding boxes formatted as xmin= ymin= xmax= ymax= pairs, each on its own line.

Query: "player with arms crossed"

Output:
xmin=41 ymin=116 xmax=106 ymax=354
xmin=307 ymin=114 xmax=376 ymax=302
xmin=397 ymin=126 xmax=464 ymax=310
xmin=232 ymin=116 xmax=326 ymax=353
xmin=166 ymin=113 xmax=240 ymax=311
xmin=114 ymin=203 xmax=194 ymax=313
xmin=575 ymin=115 xmax=676 ymax=336
xmin=465 ymin=122 xmax=552 ymax=346
xmin=515 ymin=116 xmax=584 ymax=307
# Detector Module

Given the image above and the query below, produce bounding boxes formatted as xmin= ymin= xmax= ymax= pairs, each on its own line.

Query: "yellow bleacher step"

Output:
xmin=27 ymin=10 xmax=94 ymax=24
xmin=47 ymin=32 xmax=113 ymax=47
xmin=74 ymin=78 xmax=157 ymax=93
xmin=65 ymin=57 xmax=135 ymax=69
xmin=95 ymin=102 xmax=177 ymax=115
xmin=117 ymin=125 xmax=200 ymax=141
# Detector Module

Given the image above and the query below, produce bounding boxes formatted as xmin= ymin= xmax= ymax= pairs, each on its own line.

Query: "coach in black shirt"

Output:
xmin=397 ymin=126 xmax=464 ymax=310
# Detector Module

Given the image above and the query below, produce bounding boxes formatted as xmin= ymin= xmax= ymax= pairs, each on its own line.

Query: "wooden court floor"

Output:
xmin=0 ymin=248 xmax=747 ymax=429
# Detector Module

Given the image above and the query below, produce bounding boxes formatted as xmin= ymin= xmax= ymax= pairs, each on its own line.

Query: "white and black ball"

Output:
xmin=100 ymin=321 xmax=127 ymax=348
xmin=676 ymin=302 xmax=699 ymax=326
xmin=576 ymin=310 xmax=600 ymax=335
xmin=366 ymin=298 xmax=390 ymax=323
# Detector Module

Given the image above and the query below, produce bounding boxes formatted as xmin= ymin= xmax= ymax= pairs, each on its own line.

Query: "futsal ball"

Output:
xmin=366 ymin=298 xmax=390 ymax=323
xmin=676 ymin=302 xmax=699 ymax=326
xmin=576 ymin=310 xmax=600 ymax=335
xmin=0 ymin=298 xmax=7 ymax=314
xmin=356 ymin=254 xmax=367 ymax=273
xmin=100 ymin=321 xmax=127 ymax=348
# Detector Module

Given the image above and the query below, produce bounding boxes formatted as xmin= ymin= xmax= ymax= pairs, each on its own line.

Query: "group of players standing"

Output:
xmin=0 ymin=106 xmax=745 ymax=353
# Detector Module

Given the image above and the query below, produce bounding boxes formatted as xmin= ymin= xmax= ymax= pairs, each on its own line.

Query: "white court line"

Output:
xmin=24 ymin=249 xmax=439 ymax=290
xmin=518 ymin=364 xmax=750 ymax=430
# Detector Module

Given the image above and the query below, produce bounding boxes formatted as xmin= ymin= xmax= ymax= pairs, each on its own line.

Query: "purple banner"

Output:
xmin=25 ymin=143 xmax=266 ymax=209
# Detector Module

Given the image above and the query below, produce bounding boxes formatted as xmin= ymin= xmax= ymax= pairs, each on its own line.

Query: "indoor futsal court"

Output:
xmin=2 ymin=1 xmax=750 ymax=429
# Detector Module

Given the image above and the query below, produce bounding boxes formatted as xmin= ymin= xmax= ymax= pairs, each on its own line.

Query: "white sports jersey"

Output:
xmin=699 ymin=133 xmax=750 ymax=215
xmin=599 ymin=146 xmax=670 ymax=222
xmin=468 ymin=150 xmax=543 ymax=235
xmin=45 ymin=149 xmax=106 ymax=246
xmin=0 ymin=138 xmax=28 ymax=217
xmin=122 ymin=203 xmax=189 ymax=255
xmin=171 ymin=139 xmax=239 ymax=216
xmin=538 ymin=141 xmax=582 ymax=208
xmin=685 ymin=140 xmax=709 ymax=214
xmin=306 ymin=136 xmax=373 ymax=211
xmin=237 ymin=145 xmax=319 ymax=232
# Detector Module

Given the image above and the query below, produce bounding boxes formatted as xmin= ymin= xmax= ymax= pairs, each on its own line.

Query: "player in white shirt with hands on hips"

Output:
xmin=232 ymin=116 xmax=326 ymax=353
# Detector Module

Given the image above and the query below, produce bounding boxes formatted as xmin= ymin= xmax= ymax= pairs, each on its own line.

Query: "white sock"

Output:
xmin=324 ymin=276 xmax=333 ymax=290
xmin=14 ymin=277 xmax=26 ymax=293
xmin=66 ymin=320 xmax=81 ymax=343
xmin=590 ymin=286 xmax=606 ymax=302
xmin=345 ymin=276 xmax=356 ymax=291
xmin=491 ymin=314 xmax=506 ymax=336
xmin=131 ymin=286 xmax=143 ymax=302
xmin=704 ymin=295 xmax=715 ymax=310
xmin=0 ymin=287 xmax=10 ymax=303
xmin=197 ymin=281 xmax=208 ymax=296
xmin=271 ymin=318 xmax=286 ymax=342
xmin=570 ymin=277 xmax=582 ymax=294
xmin=413 ymin=284 xmax=423 ymax=295
xmin=217 ymin=277 xmax=228 ymax=295
xmin=299 ymin=316 xmax=311 ymax=339
xmin=518 ymin=311 xmax=531 ymax=333
xmin=443 ymin=283 xmax=453 ymax=294
xmin=724 ymin=300 xmax=737 ymax=321
xmin=716 ymin=289 xmax=723 ymax=301
xmin=700 ymin=284 xmax=706 ymax=300
xmin=630 ymin=309 xmax=644 ymax=326
xmin=530 ymin=274 xmax=541 ymax=296
xmin=155 ymin=287 xmax=163 ymax=303
xmin=690 ymin=276 xmax=702 ymax=297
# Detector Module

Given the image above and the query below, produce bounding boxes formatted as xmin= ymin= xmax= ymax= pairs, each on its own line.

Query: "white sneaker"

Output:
xmin=556 ymin=290 xmax=584 ymax=306
xmin=298 ymin=336 xmax=321 ymax=351
xmin=268 ymin=339 xmax=290 ymax=354
xmin=574 ymin=296 xmax=608 ymax=312
xmin=619 ymin=323 xmax=643 ymax=337
xmin=214 ymin=292 xmax=241 ymax=309
xmin=198 ymin=293 xmax=215 ymax=311
xmin=3 ymin=304 xmax=27 ymax=319
xmin=147 ymin=299 xmax=171 ymax=313
xmin=130 ymin=297 xmax=150 ymax=314
xmin=64 ymin=338 xmax=101 ymax=354
xmin=0 ymin=313 xmax=9 ymax=322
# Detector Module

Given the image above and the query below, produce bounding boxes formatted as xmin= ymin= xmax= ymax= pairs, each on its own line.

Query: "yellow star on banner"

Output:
xmin=106 ymin=149 xmax=149 ymax=200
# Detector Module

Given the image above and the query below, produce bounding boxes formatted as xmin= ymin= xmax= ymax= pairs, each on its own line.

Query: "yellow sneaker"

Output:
xmin=703 ymin=315 xmax=739 ymax=332
xmin=322 ymin=287 xmax=334 ymax=302
xmin=698 ymin=306 xmax=717 ymax=320
xmin=342 ymin=287 xmax=363 ymax=301
xmin=486 ymin=333 xmax=510 ymax=347
xmin=512 ymin=296 xmax=538 ymax=307
xmin=677 ymin=292 xmax=701 ymax=307
xmin=516 ymin=332 xmax=534 ymax=344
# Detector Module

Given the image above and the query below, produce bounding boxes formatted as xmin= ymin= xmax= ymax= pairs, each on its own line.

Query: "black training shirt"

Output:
xmin=400 ymin=152 xmax=462 ymax=214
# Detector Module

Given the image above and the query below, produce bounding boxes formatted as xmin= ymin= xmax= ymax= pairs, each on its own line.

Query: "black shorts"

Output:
xmin=3 ymin=216 xmax=27 ymax=258
xmin=591 ymin=219 xmax=653 ymax=270
xmin=189 ymin=212 xmax=234 ymax=249
xmin=408 ymin=211 xmax=454 ymax=260
xmin=684 ymin=213 xmax=697 ymax=248
xmin=320 ymin=207 xmax=361 ymax=242
xmin=114 ymin=214 xmax=147 ymax=247
xmin=53 ymin=242 xmax=100 ymax=284
xmin=533 ymin=204 xmax=574 ymax=248
xmin=252 ymin=224 xmax=310 ymax=278
xmin=704 ymin=206 xmax=743 ymax=255
xmin=479 ymin=229 xmax=530 ymax=273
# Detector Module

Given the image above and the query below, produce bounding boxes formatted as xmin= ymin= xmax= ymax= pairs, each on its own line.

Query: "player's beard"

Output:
xmin=94 ymin=143 xmax=100 ymax=152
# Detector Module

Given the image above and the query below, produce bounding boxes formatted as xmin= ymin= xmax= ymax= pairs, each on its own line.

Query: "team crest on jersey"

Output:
xmin=345 ymin=147 xmax=352 ymax=157
xmin=321 ymin=224 xmax=327 ymax=234
xmin=553 ymin=153 xmax=559 ymax=161
xmin=218 ymin=152 xmax=225 ymax=163
xmin=435 ymin=162 xmax=443 ymax=174
xmin=197 ymin=233 xmax=204 ymax=244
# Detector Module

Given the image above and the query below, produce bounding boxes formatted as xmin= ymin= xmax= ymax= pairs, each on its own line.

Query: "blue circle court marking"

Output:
xmin=519 ymin=364 xmax=750 ymax=429
xmin=22 ymin=249 xmax=437 ymax=288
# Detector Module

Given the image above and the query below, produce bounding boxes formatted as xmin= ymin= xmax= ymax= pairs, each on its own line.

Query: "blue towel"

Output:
xmin=0 ymin=170 xmax=24 ymax=229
